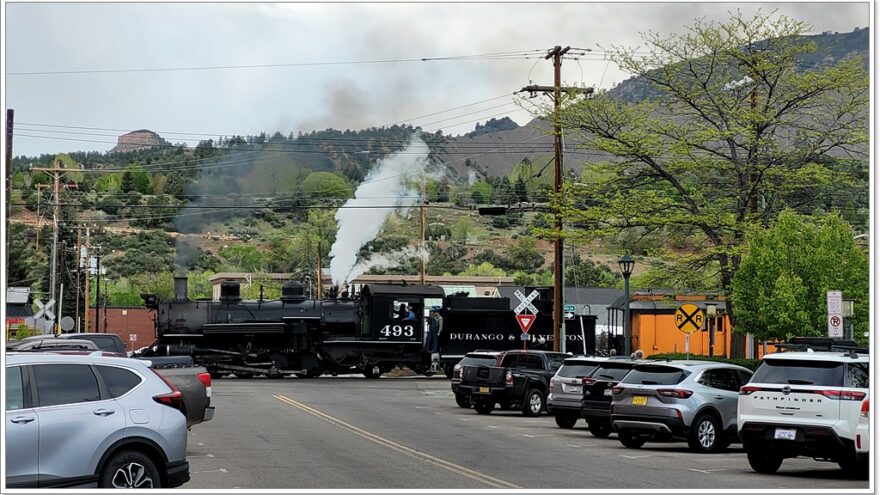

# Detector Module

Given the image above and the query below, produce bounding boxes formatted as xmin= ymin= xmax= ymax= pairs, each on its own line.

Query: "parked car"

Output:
xmin=579 ymin=358 xmax=646 ymax=437
xmin=15 ymin=333 xmax=215 ymax=428
xmin=5 ymin=352 xmax=190 ymax=488
xmin=738 ymin=350 xmax=869 ymax=475
xmin=611 ymin=360 xmax=753 ymax=452
xmin=10 ymin=338 xmax=100 ymax=352
xmin=855 ymin=398 xmax=869 ymax=460
xmin=450 ymin=351 xmax=504 ymax=408
xmin=458 ymin=350 xmax=568 ymax=416
xmin=547 ymin=356 xmax=608 ymax=428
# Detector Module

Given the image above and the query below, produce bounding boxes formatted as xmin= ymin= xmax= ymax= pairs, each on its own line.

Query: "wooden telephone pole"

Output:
xmin=5 ymin=109 xmax=13 ymax=275
xmin=32 ymin=160 xmax=64 ymax=317
xmin=519 ymin=46 xmax=593 ymax=352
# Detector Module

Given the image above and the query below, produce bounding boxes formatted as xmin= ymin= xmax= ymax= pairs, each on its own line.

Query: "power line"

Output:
xmin=8 ymin=50 xmax=547 ymax=76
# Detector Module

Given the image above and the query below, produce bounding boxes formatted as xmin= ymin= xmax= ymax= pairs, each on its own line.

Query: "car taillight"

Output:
xmin=453 ymin=369 xmax=461 ymax=380
xmin=861 ymin=399 xmax=870 ymax=417
xmin=549 ymin=377 xmax=558 ymax=389
xmin=506 ymin=371 xmax=513 ymax=386
xmin=739 ymin=385 xmax=763 ymax=395
xmin=611 ymin=386 xmax=624 ymax=395
xmin=816 ymin=390 xmax=866 ymax=401
xmin=197 ymin=372 xmax=212 ymax=398
xmin=151 ymin=368 xmax=183 ymax=411
xmin=657 ymin=389 xmax=693 ymax=399
xmin=582 ymin=377 xmax=597 ymax=385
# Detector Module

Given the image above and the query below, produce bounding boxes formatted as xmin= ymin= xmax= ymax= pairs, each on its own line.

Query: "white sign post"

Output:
xmin=827 ymin=290 xmax=843 ymax=338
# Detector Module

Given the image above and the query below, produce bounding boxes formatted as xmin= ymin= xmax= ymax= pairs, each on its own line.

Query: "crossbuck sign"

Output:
xmin=513 ymin=290 xmax=539 ymax=315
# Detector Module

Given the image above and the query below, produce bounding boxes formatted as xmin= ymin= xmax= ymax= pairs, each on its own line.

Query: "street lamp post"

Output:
xmin=618 ymin=253 xmax=634 ymax=356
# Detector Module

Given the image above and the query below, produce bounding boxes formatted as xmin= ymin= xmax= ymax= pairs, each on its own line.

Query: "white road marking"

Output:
xmin=521 ymin=434 xmax=552 ymax=438
xmin=192 ymin=468 xmax=228 ymax=474
xmin=688 ymin=468 xmax=727 ymax=474
xmin=621 ymin=454 xmax=657 ymax=459
xmin=197 ymin=442 xmax=204 ymax=446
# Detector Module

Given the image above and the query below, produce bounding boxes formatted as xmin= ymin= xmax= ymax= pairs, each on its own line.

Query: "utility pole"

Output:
xmin=74 ymin=228 xmax=81 ymax=332
xmin=84 ymin=229 xmax=90 ymax=332
xmin=419 ymin=180 xmax=427 ymax=285
xmin=5 ymin=109 xmax=13 ymax=274
xmin=519 ymin=46 xmax=593 ymax=352
xmin=34 ymin=183 xmax=52 ymax=250
xmin=32 ymin=161 xmax=64 ymax=313
xmin=95 ymin=249 xmax=102 ymax=333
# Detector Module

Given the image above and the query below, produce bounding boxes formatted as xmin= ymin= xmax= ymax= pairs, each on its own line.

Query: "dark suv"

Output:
xmin=579 ymin=359 xmax=644 ymax=437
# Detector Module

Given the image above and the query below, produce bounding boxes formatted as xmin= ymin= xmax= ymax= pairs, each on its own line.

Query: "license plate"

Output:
xmin=479 ymin=387 xmax=489 ymax=394
xmin=774 ymin=428 xmax=797 ymax=440
xmin=604 ymin=389 xmax=613 ymax=397
xmin=563 ymin=384 xmax=582 ymax=394
xmin=632 ymin=396 xmax=648 ymax=406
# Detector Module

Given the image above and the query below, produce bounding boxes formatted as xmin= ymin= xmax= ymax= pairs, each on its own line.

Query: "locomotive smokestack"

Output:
xmin=173 ymin=271 xmax=189 ymax=301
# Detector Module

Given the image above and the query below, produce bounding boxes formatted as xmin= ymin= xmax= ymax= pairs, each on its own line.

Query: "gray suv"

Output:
xmin=6 ymin=352 xmax=190 ymax=488
xmin=611 ymin=360 xmax=752 ymax=452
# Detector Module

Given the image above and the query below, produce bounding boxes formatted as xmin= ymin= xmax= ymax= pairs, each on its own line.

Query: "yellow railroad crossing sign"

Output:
xmin=674 ymin=303 xmax=705 ymax=334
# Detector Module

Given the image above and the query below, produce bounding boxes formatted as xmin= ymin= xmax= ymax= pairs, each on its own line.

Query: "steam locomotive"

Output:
xmin=138 ymin=276 xmax=597 ymax=379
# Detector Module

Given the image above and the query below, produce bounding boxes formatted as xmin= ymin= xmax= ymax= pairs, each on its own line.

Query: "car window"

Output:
xmin=752 ymin=359 xmax=844 ymax=387
xmin=459 ymin=356 xmax=498 ymax=367
xmin=6 ymin=367 xmax=24 ymax=411
xmin=90 ymin=337 xmax=120 ymax=352
xmin=556 ymin=364 xmax=599 ymax=378
xmin=547 ymin=355 xmax=567 ymax=372
xmin=501 ymin=354 xmax=519 ymax=367
xmin=592 ymin=365 xmax=632 ymax=382
xmin=622 ymin=366 xmax=687 ymax=385
xmin=96 ymin=365 xmax=142 ymax=398
xmin=735 ymin=370 xmax=753 ymax=386
xmin=699 ymin=369 xmax=739 ymax=391
xmin=33 ymin=364 xmax=101 ymax=407
xmin=527 ymin=356 xmax=544 ymax=370
xmin=845 ymin=363 xmax=869 ymax=388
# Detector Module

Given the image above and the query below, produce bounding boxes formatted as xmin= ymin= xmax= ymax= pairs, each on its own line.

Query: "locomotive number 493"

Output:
xmin=380 ymin=325 xmax=415 ymax=338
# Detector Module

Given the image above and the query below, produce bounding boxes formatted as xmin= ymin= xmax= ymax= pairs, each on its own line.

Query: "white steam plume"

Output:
xmin=329 ymin=135 xmax=430 ymax=285
xmin=348 ymin=246 xmax=429 ymax=279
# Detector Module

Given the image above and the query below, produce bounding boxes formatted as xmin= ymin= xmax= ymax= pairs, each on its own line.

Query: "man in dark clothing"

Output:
xmin=425 ymin=310 xmax=440 ymax=353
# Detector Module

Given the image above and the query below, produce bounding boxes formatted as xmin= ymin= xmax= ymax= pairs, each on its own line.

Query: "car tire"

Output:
xmin=746 ymin=449 xmax=783 ymax=474
xmin=444 ymin=366 xmax=455 ymax=379
xmin=588 ymin=420 xmax=612 ymax=438
xmin=455 ymin=394 xmax=472 ymax=408
xmin=688 ymin=413 xmax=724 ymax=453
xmin=618 ymin=430 xmax=646 ymax=449
xmin=838 ymin=454 xmax=869 ymax=478
xmin=474 ymin=400 xmax=495 ymax=415
xmin=522 ymin=388 xmax=545 ymax=417
xmin=99 ymin=450 xmax=162 ymax=489
xmin=555 ymin=414 xmax=578 ymax=429
xmin=362 ymin=366 xmax=381 ymax=379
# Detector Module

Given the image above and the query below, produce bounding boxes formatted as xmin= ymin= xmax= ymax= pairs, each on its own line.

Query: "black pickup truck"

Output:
xmin=458 ymin=350 xmax=567 ymax=416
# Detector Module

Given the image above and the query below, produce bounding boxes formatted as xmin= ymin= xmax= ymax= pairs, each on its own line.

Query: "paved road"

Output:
xmin=185 ymin=376 xmax=869 ymax=490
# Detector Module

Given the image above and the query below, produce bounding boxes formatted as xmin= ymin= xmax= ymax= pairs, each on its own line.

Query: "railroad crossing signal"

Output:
xmin=514 ymin=290 xmax=539 ymax=315
xmin=516 ymin=314 xmax=536 ymax=333
xmin=34 ymin=298 xmax=56 ymax=321
xmin=674 ymin=303 xmax=704 ymax=334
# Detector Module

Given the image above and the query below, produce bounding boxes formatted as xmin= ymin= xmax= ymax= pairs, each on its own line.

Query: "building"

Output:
xmin=5 ymin=287 xmax=34 ymax=338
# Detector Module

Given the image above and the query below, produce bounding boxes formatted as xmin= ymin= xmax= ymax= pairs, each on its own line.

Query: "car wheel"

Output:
xmin=588 ymin=420 xmax=612 ymax=438
xmin=455 ymin=394 xmax=472 ymax=408
xmin=746 ymin=449 xmax=783 ymax=474
xmin=838 ymin=454 xmax=869 ymax=478
xmin=688 ymin=413 xmax=723 ymax=453
xmin=618 ymin=430 xmax=646 ymax=449
xmin=555 ymin=414 xmax=578 ymax=429
xmin=99 ymin=450 xmax=161 ymax=489
xmin=522 ymin=389 xmax=545 ymax=417
xmin=474 ymin=400 xmax=494 ymax=415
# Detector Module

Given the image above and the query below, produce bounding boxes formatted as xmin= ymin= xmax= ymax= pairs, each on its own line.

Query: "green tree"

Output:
xmin=219 ymin=244 xmax=266 ymax=272
xmin=556 ymin=12 xmax=868 ymax=356
xmin=452 ymin=218 xmax=474 ymax=242
xmin=120 ymin=165 xmax=151 ymax=194
xmin=470 ymin=180 xmax=492 ymax=205
xmin=94 ymin=174 xmax=122 ymax=193
xmin=507 ymin=236 xmax=544 ymax=271
xmin=566 ymin=257 xmax=621 ymax=288
xmin=461 ymin=261 xmax=506 ymax=277
xmin=514 ymin=176 xmax=528 ymax=202
xmin=301 ymin=172 xmax=353 ymax=200
xmin=731 ymin=210 xmax=868 ymax=344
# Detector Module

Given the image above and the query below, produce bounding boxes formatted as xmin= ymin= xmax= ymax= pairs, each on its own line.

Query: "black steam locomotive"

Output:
xmin=139 ymin=276 xmax=596 ymax=379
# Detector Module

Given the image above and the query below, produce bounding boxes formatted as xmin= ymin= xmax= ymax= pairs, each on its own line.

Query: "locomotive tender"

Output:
xmin=139 ymin=276 xmax=596 ymax=378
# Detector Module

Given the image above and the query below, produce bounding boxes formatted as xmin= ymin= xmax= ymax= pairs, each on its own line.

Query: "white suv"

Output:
xmin=737 ymin=350 xmax=869 ymax=475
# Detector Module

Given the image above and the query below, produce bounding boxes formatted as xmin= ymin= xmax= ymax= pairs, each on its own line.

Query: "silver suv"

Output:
xmin=611 ymin=360 xmax=753 ymax=452
xmin=6 ymin=352 xmax=190 ymax=488
xmin=738 ymin=351 xmax=869 ymax=475
xmin=547 ymin=356 xmax=609 ymax=428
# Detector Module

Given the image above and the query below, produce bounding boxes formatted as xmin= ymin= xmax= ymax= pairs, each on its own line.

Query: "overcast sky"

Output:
xmin=3 ymin=2 xmax=871 ymax=157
